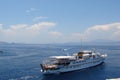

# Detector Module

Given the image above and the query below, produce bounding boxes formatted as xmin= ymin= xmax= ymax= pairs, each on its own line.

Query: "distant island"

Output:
xmin=0 ymin=41 xmax=119 ymax=45
xmin=0 ymin=41 xmax=9 ymax=44
xmin=0 ymin=41 xmax=24 ymax=45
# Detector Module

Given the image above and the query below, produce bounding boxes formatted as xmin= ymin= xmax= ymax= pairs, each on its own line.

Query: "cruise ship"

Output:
xmin=40 ymin=50 xmax=107 ymax=74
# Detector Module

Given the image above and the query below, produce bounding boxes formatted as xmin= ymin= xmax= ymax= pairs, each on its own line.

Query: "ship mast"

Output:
xmin=80 ymin=36 xmax=83 ymax=51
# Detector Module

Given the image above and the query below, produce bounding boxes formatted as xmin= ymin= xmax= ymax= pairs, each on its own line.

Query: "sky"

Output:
xmin=0 ymin=0 xmax=120 ymax=44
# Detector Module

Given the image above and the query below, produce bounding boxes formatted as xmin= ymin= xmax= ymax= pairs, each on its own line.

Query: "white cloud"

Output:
xmin=49 ymin=31 xmax=62 ymax=37
xmin=0 ymin=24 xmax=3 ymax=30
xmin=86 ymin=23 xmax=120 ymax=32
xmin=0 ymin=22 xmax=120 ymax=43
xmin=0 ymin=22 xmax=56 ymax=43
xmin=10 ymin=24 xmax=28 ymax=30
xmin=29 ymin=22 xmax=55 ymax=31
xmin=83 ymin=23 xmax=120 ymax=41
xmin=0 ymin=24 xmax=3 ymax=27
xmin=64 ymin=23 xmax=120 ymax=43
xmin=33 ymin=16 xmax=48 ymax=21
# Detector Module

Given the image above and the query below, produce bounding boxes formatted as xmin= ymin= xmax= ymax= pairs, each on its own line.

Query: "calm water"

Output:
xmin=0 ymin=44 xmax=120 ymax=80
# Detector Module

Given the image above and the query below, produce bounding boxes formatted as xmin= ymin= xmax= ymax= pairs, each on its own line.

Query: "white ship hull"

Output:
xmin=40 ymin=50 xmax=107 ymax=74
xmin=41 ymin=56 xmax=105 ymax=74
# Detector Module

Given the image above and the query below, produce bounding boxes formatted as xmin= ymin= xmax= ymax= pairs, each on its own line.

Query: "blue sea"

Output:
xmin=0 ymin=44 xmax=120 ymax=80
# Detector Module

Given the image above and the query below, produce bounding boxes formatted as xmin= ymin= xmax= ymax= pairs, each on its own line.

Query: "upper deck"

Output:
xmin=50 ymin=56 xmax=75 ymax=60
